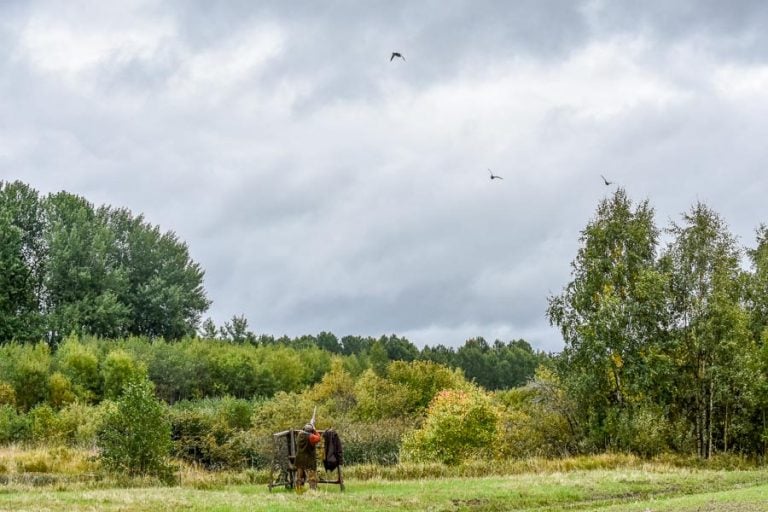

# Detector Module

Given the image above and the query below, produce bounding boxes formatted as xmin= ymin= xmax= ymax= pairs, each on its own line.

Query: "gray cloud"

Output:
xmin=3 ymin=1 xmax=768 ymax=352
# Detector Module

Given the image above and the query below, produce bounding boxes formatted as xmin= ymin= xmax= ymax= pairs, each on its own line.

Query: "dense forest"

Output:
xmin=2 ymin=179 xmax=768 ymax=475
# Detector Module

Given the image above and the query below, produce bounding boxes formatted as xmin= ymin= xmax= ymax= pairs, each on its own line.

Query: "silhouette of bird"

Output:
xmin=390 ymin=52 xmax=405 ymax=62
xmin=600 ymin=174 xmax=614 ymax=186
xmin=488 ymin=169 xmax=503 ymax=180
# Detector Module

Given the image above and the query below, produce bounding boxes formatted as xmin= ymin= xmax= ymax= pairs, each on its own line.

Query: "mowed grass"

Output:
xmin=1 ymin=466 xmax=767 ymax=511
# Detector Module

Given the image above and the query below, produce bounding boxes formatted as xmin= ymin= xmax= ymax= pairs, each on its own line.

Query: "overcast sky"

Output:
xmin=2 ymin=1 xmax=768 ymax=351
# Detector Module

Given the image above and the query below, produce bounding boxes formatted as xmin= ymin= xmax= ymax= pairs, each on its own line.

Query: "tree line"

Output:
xmin=205 ymin=320 xmax=547 ymax=391
xmin=548 ymin=189 xmax=768 ymax=458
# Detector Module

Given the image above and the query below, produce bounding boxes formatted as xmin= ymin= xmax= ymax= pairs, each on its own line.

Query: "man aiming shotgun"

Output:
xmin=295 ymin=407 xmax=321 ymax=492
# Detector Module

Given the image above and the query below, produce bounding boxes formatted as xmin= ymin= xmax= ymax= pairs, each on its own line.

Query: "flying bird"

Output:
xmin=600 ymin=174 xmax=614 ymax=186
xmin=390 ymin=52 xmax=406 ymax=62
xmin=488 ymin=169 xmax=503 ymax=180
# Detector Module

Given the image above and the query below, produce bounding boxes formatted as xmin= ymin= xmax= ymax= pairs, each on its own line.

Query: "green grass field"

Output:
xmin=1 ymin=467 xmax=767 ymax=511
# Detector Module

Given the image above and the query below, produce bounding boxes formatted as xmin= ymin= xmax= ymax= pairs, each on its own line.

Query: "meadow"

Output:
xmin=0 ymin=451 xmax=766 ymax=511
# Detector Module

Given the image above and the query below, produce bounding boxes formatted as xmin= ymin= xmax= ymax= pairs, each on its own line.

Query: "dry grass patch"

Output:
xmin=0 ymin=445 xmax=97 ymax=475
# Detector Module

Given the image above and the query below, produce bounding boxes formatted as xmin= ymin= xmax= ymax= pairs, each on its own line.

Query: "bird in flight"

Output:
xmin=600 ymin=174 xmax=614 ymax=186
xmin=390 ymin=52 xmax=406 ymax=62
xmin=488 ymin=169 xmax=503 ymax=180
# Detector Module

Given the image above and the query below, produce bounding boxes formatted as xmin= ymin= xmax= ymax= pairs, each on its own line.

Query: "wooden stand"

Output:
xmin=267 ymin=429 xmax=344 ymax=492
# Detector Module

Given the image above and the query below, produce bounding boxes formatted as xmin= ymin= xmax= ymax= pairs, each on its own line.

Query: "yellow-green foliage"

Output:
xmin=0 ymin=381 xmax=16 ymax=406
xmin=56 ymin=402 xmax=106 ymax=447
xmin=102 ymin=349 xmax=147 ymax=399
xmin=355 ymin=360 xmax=470 ymax=421
xmin=401 ymin=387 xmax=500 ymax=465
xmin=257 ymin=346 xmax=316 ymax=393
xmin=386 ymin=360 xmax=470 ymax=410
xmin=603 ymin=403 xmax=673 ymax=456
xmin=354 ymin=369 xmax=416 ymax=421
xmin=48 ymin=372 xmax=77 ymax=408
xmin=22 ymin=402 xmax=105 ymax=448
xmin=307 ymin=358 xmax=357 ymax=416
xmin=29 ymin=404 xmax=58 ymax=444
xmin=4 ymin=343 xmax=51 ymax=410
xmin=494 ymin=385 xmax=574 ymax=459
xmin=251 ymin=391 xmax=321 ymax=433
xmin=54 ymin=337 xmax=102 ymax=402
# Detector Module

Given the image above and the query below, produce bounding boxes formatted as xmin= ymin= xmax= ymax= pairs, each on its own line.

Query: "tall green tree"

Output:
xmin=0 ymin=183 xmax=210 ymax=344
xmin=44 ymin=192 xmax=130 ymax=343
xmin=663 ymin=202 xmax=754 ymax=458
xmin=99 ymin=207 xmax=210 ymax=340
xmin=547 ymin=189 xmax=667 ymax=449
xmin=747 ymin=224 xmax=768 ymax=341
xmin=0 ymin=181 xmax=46 ymax=342
xmin=745 ymin=225 xmax=768 ymax=454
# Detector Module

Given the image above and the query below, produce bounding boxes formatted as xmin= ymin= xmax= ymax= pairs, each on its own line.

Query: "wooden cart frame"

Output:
xmin=267 ymin=429 xmax=344 ymax=492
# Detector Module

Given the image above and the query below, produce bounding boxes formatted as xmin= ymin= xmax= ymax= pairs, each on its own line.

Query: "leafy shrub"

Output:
xmin=26 ymin=397 xmax=103 ymax=448
xmin=29 ymin=404 xmax=59 ymax=444
xmin=308 ymin=358 xmax=357 ymax=416
xmin=56 ymin=402 xmax=104 ymax=447
xmin=208 ymin=347 xmax=275 ymax=399
xmin=386 ymin=360 xmax=470 ymax=411
xmin=0 ymin=404 xmax=31 ymax=444
xmin=339 ymin=418 xmax=413 ymax=465
xmin=604 ymin=404 xmax=672 ymax=456
xmin=354 ymin=369 xmax=415 ymax=421
xmin=48 ymin=372 xmax=76 ymax=408
xmin=146 ymin=340 xmax=198 ymax=403
xmin=0 ymin=382 xmax=16 ymax=407
xmin=97 ymin=379 xmax=173 ymax=480
xmin=251 ymin=391 xmax=321 ymax=433
xmin=257 ymin=346 xmax=308 ymax=393
xmin=102 ymin=349 xmax=147 ymax=399
xmin=8 ymin=344 xmax=50 ymax=410
xmin=54 ymin=338 xmax=102 ymax=402
xmin=401 ymin=388 xmax=500 ymax=465
xmin=494 ymin=386 xmax=576 ymax=458
xmin=169 ymin=397 xmax=259 ymax=470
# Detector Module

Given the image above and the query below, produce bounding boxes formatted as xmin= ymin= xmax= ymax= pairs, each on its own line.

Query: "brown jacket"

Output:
xmin=295 ymin=430 xmax=319 ymax=470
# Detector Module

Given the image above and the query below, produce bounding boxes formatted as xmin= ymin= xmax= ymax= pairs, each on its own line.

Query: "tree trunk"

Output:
xmin=707 ymin=379 xmax=714 ymax=459
xmin=723 ymin=402 xmax=728 ymax=453
xmin=695 ymin=384 xmax=702 ymax=458
xmin=696 ymin=359 xmax=706 ymax=458
xmin=611 ymin=364 xmax=623 ymax=405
